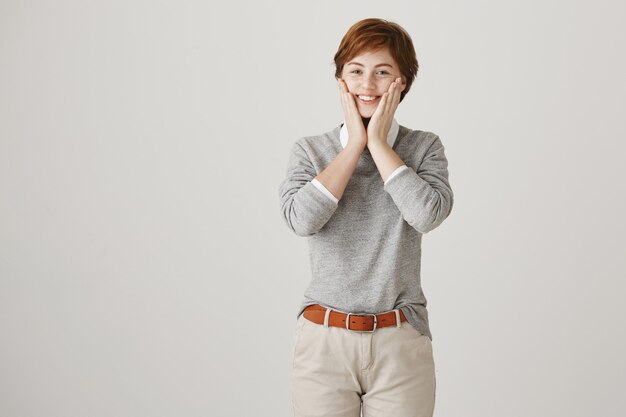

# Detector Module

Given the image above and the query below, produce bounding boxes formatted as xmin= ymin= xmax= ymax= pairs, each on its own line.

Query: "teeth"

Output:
xmin=358 ymin=95 xmax=377 ymax=101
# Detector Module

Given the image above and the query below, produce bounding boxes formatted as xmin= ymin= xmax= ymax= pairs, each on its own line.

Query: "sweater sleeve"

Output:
xmin=311 ymin=178 xmax=340 ymax=204
xmin=278 ymin=141 xmax=339 ymax=236
xmin=384 ymin=164 xmax=409 ymax=186
xmin=383 ymin=135 xmax=454 ymax=233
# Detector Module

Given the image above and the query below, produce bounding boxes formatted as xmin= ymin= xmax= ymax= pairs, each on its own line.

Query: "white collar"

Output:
xmin=339 ymin=118 xmax=400 ymax=149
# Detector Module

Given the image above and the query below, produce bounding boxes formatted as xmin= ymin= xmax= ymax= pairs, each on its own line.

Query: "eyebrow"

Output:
xmin=345 ymin=62 xmax=394 ymax=68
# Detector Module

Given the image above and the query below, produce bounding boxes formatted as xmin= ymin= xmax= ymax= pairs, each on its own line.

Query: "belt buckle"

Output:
xmin=346 ymin=312 xmax=377 ymax=333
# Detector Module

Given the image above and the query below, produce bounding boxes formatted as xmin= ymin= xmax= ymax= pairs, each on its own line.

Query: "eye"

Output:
xmin=377 ymin=70 xmax=390 ymax=75
xmin=350 ymin=69 xmax=361 ymax=74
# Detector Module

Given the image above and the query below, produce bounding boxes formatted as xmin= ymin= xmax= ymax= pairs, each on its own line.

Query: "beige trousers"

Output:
xmin=291 ymin=312 xmax=436 ymax=417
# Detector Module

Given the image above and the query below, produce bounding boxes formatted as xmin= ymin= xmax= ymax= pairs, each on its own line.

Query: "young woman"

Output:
xmin=278 ymin=18 xmax=454 ymax=417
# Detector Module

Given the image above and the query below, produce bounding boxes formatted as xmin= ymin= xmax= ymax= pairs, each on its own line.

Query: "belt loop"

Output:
xmin=395 ymin=309 xmax=401 ymax=327
xmin=323 ymin=308 xmax=331 ymax=328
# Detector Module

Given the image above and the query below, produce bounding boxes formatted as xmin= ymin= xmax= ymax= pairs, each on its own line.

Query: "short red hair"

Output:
xmin=334 ymin=18 xmax=419 ymax=103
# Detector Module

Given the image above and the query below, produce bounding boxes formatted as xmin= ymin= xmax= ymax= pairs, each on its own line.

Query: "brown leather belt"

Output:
xmin=302 ymin=304 xmax=407 ymax=332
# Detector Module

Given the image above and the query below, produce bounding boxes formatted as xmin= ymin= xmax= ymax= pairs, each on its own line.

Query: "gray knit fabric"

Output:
xmin=278 ymin=123 xmax=453 ymax=341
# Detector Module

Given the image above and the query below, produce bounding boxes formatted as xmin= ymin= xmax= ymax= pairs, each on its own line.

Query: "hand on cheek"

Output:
xmin=367 ymin=77 xmax=403 ymax=147
xmin=338 ymin=78 xmax=367 ymax=149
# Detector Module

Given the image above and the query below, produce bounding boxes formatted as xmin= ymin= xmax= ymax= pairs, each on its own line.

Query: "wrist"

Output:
xmin=367 ymin=136 xmax=387 ymax=149
xmin=345 ymin=141 xmax=366 ymax=155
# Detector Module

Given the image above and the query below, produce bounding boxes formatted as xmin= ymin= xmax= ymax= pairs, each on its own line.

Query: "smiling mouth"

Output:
xmin=357 ymin=95 xmax=381 ymax=105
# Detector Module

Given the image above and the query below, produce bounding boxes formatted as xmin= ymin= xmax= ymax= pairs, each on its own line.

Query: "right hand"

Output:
xmin=338 ymin=78 xmax=367 ymax=151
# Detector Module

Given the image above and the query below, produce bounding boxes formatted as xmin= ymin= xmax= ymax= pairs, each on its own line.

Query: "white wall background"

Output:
xmin=1 ymin=1 xmax=625 ymax=416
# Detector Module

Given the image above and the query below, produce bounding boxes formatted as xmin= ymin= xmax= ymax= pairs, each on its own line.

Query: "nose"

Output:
xmin=361 ymin=72 xmax=376 ymax=91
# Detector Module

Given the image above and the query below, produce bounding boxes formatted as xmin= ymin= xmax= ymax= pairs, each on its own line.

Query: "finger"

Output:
xmin=393 ymin=78 xmax=403 ymax=110
xmin=339 ymin=80 xmax=356 ymax=105
xmin=393 ymin=77 xmax=402 ymax=101
xmin=338 ymin=80 xmax=346 ymax=106
xmin=338 ymin=78 xmax=345 ymax=92
xmin=382 ymin=83 xmax=396 ymax=117
xmin=338 ymin=80 xmax=351 ymax=107
xmin=344 ymin=85 xmax=360 ymax=115
xmin=387 ymin=83 xmax=397 ymax=115
xmin=339 ymin=80 xmax=352 ymax=113
xmin=373 ymin=91 xmax=389 ymax=120
xmin=339 ymin=80 xmax=362 ymax=124
xmin=378 ymin=80 xmax=395 ymax=117
xmin=385 ymin=79 xmax=400 ymax=117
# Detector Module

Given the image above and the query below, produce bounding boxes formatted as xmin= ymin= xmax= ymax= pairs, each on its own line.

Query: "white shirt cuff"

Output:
xmin=311 ymin=178 xmax=339 ymax=204
xmin=384 ymin=165 xmax=409 ymax=185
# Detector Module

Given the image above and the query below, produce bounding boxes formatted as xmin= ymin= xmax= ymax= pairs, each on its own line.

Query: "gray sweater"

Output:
xmin=278 ymin=123 xmax=454 ymax=340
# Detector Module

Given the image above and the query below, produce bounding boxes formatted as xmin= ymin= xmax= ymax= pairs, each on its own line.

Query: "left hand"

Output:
xmin=367 ymin=77 xmax=404 ymax=148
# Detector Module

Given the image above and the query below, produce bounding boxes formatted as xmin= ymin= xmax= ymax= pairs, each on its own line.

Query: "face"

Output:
xmin=340 ymin=47 xmax=406 ymax=118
